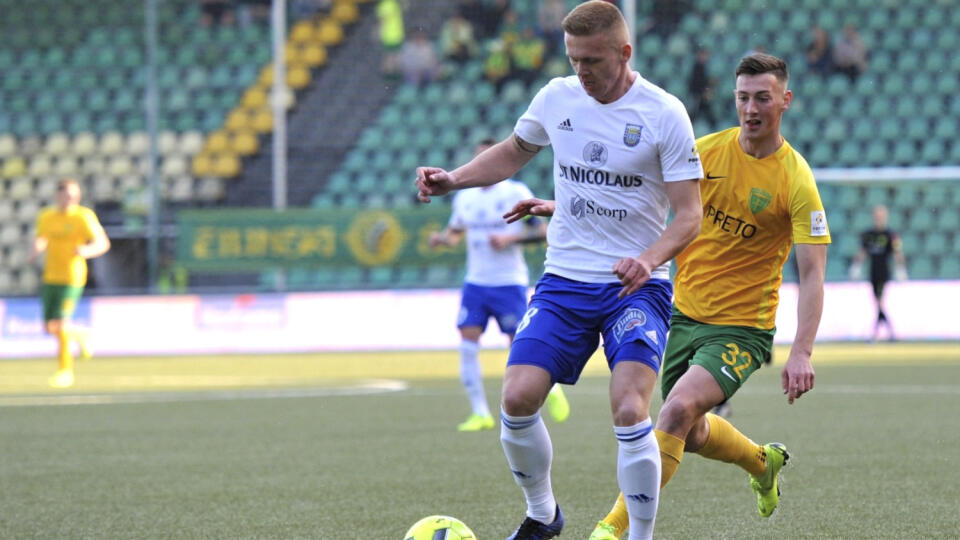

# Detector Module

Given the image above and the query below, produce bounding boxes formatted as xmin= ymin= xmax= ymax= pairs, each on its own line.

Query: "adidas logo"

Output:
xmin=626 ymin=493 xmax=655 ymax=504
xmin=557 ymin=118 xmax=573 ymax=131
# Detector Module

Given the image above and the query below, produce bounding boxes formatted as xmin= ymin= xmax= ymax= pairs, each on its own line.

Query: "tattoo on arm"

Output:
xmin=513 ymin=134 xmax=542 ymax=154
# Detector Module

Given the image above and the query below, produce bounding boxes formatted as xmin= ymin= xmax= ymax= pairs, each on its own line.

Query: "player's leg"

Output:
xmin=592 ymin=305 xmax=691 ymax=540
xmin=501 ymin=276 xmax=600 ymax=539
xmin=496 ymin=284 xmax=572 ymax=425
xmin=455 ymin=284 xmax=494 ymax=431
xmin=42 ymin=284 xmax=76 ymax=388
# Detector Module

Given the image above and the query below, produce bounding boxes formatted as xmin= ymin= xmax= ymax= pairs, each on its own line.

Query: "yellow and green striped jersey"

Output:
xmin=35 ymin=205 xmax=103 ymax=286
xmin=674 ymin=127 xmax=831 ymax=329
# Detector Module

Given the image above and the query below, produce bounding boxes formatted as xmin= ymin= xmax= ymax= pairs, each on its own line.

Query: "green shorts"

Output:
xmin=41 ymin=284 xmax=85 ymax=322
xmin=660 ymin=306 xmax=775 ymax=400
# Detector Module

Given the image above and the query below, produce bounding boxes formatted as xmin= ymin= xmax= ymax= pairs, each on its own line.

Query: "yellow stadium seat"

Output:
xmin=242 ymin=87 xmax=267 ymax=109
xmin=302 ymin=43 xmax=327 ymax=67
xmin=204 ymin=131 xmax=231 ymax=154
xmin=287 ymin=66 xmax=311 ymax=89
xmin=285 ymin=43 xmax=303 ymax=64
xmin=230 ymin=130 xmax=259 ymax=156
xmin=0 ymin=134 xmax=17 ymax=159
xmin=2 ymin=157 xmax=27 ymax=178
xmin=212 ymin=153 xmax=241 ymax=178
xmin=226 ymin=108 xmax=252 ymax=131
xmin=71 ymin=132 xmax=98 ymax=156
xmin=44 ymin=133 xmax=71 ymax=155
xmin=28 ymin=155 xmax=53 ymax=177
xmin=251 ymin=109 xmax=274 ymax=133
xmin=331 ymin=1 xmax=359 ymax=23
xmin=317 ymin=19 xmax=344 ymax=46
xmin=290 ymin=20 xmax=316 ymax=44
xmin=192 ymin=153 xmax=214 ymax=177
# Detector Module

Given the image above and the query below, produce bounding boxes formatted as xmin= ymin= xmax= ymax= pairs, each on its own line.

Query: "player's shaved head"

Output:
xmin=562 ymin=0 xmax=629 ymax=47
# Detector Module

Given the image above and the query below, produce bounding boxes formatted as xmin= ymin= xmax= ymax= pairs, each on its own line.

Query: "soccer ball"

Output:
xmin=404 ymin=515 xmax=477 ymax=540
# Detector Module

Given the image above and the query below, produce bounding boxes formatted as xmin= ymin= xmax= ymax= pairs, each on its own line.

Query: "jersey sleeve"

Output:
xmin=513 ymin=81 xmax=552 ymax=147
xmin=789 ymin=167 xmax=832 ymax=244
xmin=657 ymin=96 xmax=704 ymax=182
xmin=35 ymin=209 xmax=51 ymax=237
xmin=80 ymin=208 xmax=105 ymax=242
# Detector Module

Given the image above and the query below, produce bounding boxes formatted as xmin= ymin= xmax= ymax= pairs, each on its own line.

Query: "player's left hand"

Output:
xmin=612 ymin=257 xmax=652 ymax=298
xmin=503 ymin=198 xmax=555 ymax=223
xmin=488 ymin=233 xmax=515 ymax=250
xmin=781 ymin=353 xmax=815 ymax=404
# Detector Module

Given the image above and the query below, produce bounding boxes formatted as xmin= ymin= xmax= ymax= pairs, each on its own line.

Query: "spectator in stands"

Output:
xmin=440 ymin=12 xmax=479 ymax=64
xmin=805 ymin=24 xmax=833 ymax=76
xmin=687 ymin=47 xmax=717 ymax=127
xmin=833 ymin=23 xmax=868 ymax=82
xmin=399 ymin=30 xmax=440 ymax=87
xmin=648 ymin=0 xmax=688 ymax=38
xmin=849 ymin=204 xmax=907 ymax=342
xmin=237 ymin=0 xmax=271 ymax=26
xmin=200 ymin=0 xmax=236 ymax=27
xmin=538 ymin=0 xmax=566 ymax=56
xmin=28 ymin=178 xmax=111 ymax=389
xmin=512 ymin=26 xmax=546 ymax=86
xmin=376 ymin=0 xmax=406 ymax=80
xmin=483 ymin=39 xmax=513 ymax=93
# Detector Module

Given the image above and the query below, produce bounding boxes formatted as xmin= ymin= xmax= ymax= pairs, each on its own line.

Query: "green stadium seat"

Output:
xmin=923 ymin=232 xmax=948 ymax=256
xmin=939 ymin=256 xmax=960 ymax=279
xmin=891 ymin=141 xmax=915 ymax=166
xmin=936 ymin=209 xmax=959 ymax=232
xmin=920 ymin=140 xmax=946 ymax=165
xmin=909 ymin=256 xmax=935 ymax=280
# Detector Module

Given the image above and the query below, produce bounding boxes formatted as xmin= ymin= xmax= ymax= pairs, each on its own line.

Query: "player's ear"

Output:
xmin=782 ymin=89 xmax=793 ymax=111
xmin=621 ymin=43 xmax=632 ymax=64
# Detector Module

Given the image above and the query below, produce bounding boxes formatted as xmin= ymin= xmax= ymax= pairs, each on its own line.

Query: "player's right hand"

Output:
xmin=415 ymin=167 xmax=455 ymax=203
xmin=428 ymin=231 xmax=446 ymax=248
xmin=503 ymin=198 xmax=555 ymax=223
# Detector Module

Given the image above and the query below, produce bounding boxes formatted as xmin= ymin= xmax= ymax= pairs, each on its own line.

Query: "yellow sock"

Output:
xmin=600 ymin=492 xmax=629 ymax=538
xmin=57 ymin=328 xmax=74 ymax=372
xmin=695 ymin=413 xmax=766 ymax=477
xmin=655 ymin=429 xmax=686 ymax=488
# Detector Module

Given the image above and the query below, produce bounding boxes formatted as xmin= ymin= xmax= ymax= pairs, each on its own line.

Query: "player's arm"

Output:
xmin=78 ymin=221 xmax=111 ymax=259
xmin=783 ymin=242 xmax=825 ymax=404
xmin=891 ymin=233 xmax=908 ymax=280
xmin=429 ymin=227 xmax=465 ymax=248
xmin=489 ymin=217 xmax=547 ymax=250
xmin=415 ymin=134 xmax=542 ymax=203
xmin=613 ymin=179 xmax=702 ymax=297
xmin=28 ymin=236 xmax=49 ymax=263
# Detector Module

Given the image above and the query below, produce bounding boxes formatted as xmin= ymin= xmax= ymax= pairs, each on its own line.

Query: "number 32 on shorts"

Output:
xmin=721 ymin=342 xmax=752 ymax=381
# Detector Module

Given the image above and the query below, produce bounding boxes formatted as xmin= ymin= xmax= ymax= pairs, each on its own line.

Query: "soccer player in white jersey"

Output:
xmin=429 ymin=138 xmax=570 ymax=433
xmin=415 ymin=3 xmax=702 ymax=538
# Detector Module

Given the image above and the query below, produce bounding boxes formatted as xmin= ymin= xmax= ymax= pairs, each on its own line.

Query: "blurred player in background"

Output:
xmin=28 ymin=178 xmax=111 ymax=388
xmin=417 ymin=2 xmax=703 ymax=537
xmin=429 ymin=138 xmax=570 ymax=433
xmin=590 ymin=53 xmax=829 ymax=540
xmin=849 ymin=204 xmax=907 ymax=342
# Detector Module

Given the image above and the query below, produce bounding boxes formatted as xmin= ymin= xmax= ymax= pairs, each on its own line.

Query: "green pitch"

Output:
xmin=0 ymin=343 xmax=958 ymax=538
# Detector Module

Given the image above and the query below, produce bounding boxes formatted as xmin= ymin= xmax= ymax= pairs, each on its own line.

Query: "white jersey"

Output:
xmin=514 ymin=74 xmax=703 ymax=282
xmin=449 ymin=180 xmax=537 ymax=287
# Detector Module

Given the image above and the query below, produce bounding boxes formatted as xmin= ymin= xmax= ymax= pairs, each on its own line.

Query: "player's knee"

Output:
xmin=500 ymin=382 xmax=544 ymax=417
xmin=45 ymin=320 xmax=61 ymax=335
xmin=658 ymin=392 xmax=701 ymax=431
xmin=611 ymin=396 xmax=650 ymax=426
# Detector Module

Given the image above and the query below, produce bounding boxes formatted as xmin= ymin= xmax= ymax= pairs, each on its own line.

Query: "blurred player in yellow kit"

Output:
xmin=590 ymin=53 xmax=830 ymax=539
xmin=29 ymin=178 xmax=111 ymax=388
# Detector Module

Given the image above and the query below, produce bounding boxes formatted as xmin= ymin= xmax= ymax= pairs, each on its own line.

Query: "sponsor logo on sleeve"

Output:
xmin=810 ymin=210 xmax=828 ymax=236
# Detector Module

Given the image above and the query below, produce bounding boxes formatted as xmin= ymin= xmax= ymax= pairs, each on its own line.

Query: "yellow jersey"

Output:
xmin=674 ymin=127 xmax=831 ymax=329
xmin=35 ymin=205 xmax=104 ymax=286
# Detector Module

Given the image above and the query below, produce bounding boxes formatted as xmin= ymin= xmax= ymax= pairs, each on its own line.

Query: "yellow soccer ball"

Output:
xmin=404 ymin=515 xmax=477 ymax=540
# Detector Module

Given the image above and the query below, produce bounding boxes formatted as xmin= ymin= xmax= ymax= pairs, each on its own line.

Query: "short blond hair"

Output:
xmin=562 ymin=0 xmax=628 ymax=43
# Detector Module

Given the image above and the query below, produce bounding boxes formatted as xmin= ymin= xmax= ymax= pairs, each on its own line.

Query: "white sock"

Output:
xmin=459 ymin=340 xmax=489 ymax=417
xmin=500 ymin=409 xmax=556 ymax=523
xmin=615 ymin=419 xmax=660 ymax=540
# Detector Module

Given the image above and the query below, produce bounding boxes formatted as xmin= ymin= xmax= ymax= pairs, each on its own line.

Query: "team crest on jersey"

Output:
xmin=623 ymin=123 xmax=643 ymax=147
xmin=582 ymin=141 xmax=608 ymax=166
xmin=613 ymin=308 xmax=647 ymax=343
xmin=749 ymin=188 xmax=772 ymax=213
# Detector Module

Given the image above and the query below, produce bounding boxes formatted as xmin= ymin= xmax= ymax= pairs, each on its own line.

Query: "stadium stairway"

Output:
xmin=225 ymin=0 xmax=459 ymax=207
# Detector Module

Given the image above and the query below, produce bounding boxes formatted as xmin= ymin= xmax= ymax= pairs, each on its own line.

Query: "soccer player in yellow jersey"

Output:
xmin=584 ymin=53 xmax=830 ymax=539
xmin=29 ymin=178 xmax=111 ymax=388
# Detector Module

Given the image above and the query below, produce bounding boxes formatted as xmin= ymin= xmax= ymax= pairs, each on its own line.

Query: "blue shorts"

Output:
xmin=508 ymin=273 xmax=672 ymax=385
xmin=458 ymin=283 xmax=529 ymax=335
